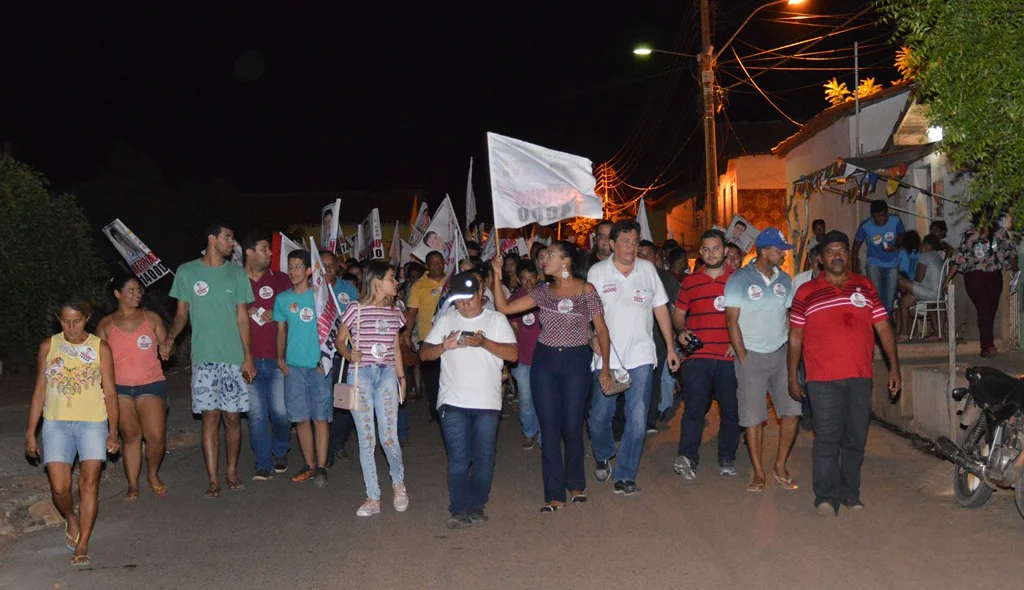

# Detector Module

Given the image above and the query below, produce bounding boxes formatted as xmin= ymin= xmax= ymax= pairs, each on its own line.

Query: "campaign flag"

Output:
xmin=310 ymin=238 xmax=343 ymax=374
xmin=465 ymin=157 xmax=478 ymax=232
xmin=357 ymin=208 xmax=385 ymax=261
xmin=499 ymin=236 xmax=528 ymax=258
xmin=336 ymin=225 xmax=351 ymax=257
xmin=725 ymin=215 xmax=760 ymax=254
xmin=102 ymin=219 xmax=172 ymax=286
xmin=432 ymin=229 xmax=469 ymax=322
xmin=486 ymin=132 xmax=604 ymax=229
xmin=636 ymin=197 xmax=653 ymax=242
xmin=481 ymin=228 xmax=498 ymax=261
xmin=668 ymin=228 xmax=675 ymax=241
xmin=231 ymin=243 xmax=244 ymax=267
xmin=410 ymin=195 xmax=461 ymax=263
xmin=271 ymin=232 xmax=305 ymax=273
xmin=320 ymin=199 xmax=341 ymax=253
xmin=409 ymin=201 xmax=430 ymax=246
xmin=388 ymin=220 xmax=402 ymax=266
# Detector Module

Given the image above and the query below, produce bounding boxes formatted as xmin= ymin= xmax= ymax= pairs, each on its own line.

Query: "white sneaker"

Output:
xmin=356 ymin=498 xmax=380 ymax=517
xmin=393 ymin=484 xmax=409 ymax=512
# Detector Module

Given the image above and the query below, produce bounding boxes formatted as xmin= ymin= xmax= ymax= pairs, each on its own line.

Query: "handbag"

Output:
xmin=333 ymin=303 xmax=360 ymax=411
xmin=602 ymin=337 xmax=632 ymax=396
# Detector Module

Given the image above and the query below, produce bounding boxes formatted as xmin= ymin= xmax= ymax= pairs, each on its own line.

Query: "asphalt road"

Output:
xmin=2 ymin=375 xmax=1023 ymax=589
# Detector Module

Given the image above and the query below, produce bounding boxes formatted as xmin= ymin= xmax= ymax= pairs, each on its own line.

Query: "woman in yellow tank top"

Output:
xmin=25 ymin=297 xmax=120 ymax=567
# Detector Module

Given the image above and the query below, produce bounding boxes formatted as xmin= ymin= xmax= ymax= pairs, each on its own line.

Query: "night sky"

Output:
xmin=1 ymin=1 xmax=892 ymax=212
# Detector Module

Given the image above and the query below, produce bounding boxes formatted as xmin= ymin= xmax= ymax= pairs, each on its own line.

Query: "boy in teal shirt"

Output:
xmin=274 ymin=250 xmax=332 ymax=488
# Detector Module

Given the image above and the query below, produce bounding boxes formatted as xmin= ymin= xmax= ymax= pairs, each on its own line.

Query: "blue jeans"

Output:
xmin=247 ymin=359 xmax=291 ymax=472
xmin=866 ymin=265 xmax=899 ymax=317
xmin=588 ymin=364 xmax=655 ymax=482
xmin=440 ymin=405 xmax=499 ymax=515
xmin=531 ymin=344 xmax=592 ymax=503
xmin=511 ymin=363 xmax=540 ymax=440
xmin=348 ymin=364 xmax=405 ymax=500
xmin=331 ymin=359 xmax=409 ymax=453
xmin=677 ymin=358 xmax=740 ymax=468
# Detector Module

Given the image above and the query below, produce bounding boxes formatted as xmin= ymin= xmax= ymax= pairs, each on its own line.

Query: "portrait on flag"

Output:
xmin=102 ymin=219 xmax=172 ymax=286
xmin=357 ymin=208 xmax=385 ymax=261
xmin=410 ymin=196 xmax=459 ymax=263
xmin=725 ymin=215 xmax=760 ymax=254
xmin=320 ymin=199 xmax=341 ymax=253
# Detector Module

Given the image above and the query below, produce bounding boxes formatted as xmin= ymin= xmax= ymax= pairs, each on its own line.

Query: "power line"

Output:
xmin=729 ymin=46 xmax=802 ymax=127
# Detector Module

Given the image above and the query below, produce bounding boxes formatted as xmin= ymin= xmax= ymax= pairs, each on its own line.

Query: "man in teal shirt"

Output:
xmin=167 ymin=222 xmax=255 ymax=498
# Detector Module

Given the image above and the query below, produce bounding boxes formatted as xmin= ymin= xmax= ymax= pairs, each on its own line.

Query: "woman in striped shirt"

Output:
xmin=337 ymin=262 xmax=408 ymax=517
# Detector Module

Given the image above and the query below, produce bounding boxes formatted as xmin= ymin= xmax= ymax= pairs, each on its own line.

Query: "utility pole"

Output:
xmin=699 ymin=0 xmax=718 ymax=228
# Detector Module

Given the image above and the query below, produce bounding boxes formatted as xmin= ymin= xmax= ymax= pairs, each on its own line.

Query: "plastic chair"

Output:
xmin=910 ymin=257 xmax=952 ymax=339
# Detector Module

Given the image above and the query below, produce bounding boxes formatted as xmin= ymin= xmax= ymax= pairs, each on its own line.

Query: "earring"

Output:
xmin=561 ymin=267 xmax=571 ymax=280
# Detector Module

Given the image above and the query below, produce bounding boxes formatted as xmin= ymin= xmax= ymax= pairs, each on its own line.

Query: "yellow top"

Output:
xmin=43 ymin=333 xmax=108 ymax=422
xmin=407 ymin=275 xmax=444 ymax=337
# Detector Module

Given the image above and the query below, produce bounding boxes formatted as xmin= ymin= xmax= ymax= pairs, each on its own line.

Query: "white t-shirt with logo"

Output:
xmin=587 ymin=258 xmax=669 ymax=371
xmin=424 ymin=309 xmax=516 ymax=411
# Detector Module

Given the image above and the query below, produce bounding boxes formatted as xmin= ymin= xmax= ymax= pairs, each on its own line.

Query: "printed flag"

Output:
xmin=102 ymin=219 xmax=172 ymax=286
xmin=310 ymin=238 xmax=343 ymax=375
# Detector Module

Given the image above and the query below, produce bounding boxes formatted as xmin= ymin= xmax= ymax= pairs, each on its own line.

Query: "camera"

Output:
xmin=681 ymin=334 xmax=703 ymax=357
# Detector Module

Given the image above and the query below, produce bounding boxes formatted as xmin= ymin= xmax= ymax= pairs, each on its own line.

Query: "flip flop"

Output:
xmin=773 ymin=470 xmax=799 ymax=491
xmin=203 ymin=485 xmax=221 ymax=499
xmin=149 ymin=483 xmax=168 ymax=498
xmin=746 ymin=479 xmax=766 ymax=492
xmin=540 ymin=501 xmax=563 ymax=513
xmin=71 ymin=554 xmax=90 ymax=566
xmin=226 ymin=477 xmax=245 ymax=492
xmin=64 ymin=523 xmax=79 ymax=552
xmin=123 ymin=490 xmax=139 ymax=502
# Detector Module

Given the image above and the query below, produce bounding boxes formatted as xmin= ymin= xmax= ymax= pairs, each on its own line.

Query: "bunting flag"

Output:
xmin=388 ymin=220 xmax=402 ymax=266
xmin=101 ymin=219 xmax=172 ymax=286
xmin=310 ymin=238 xmax=343 ymax=375
xmin=271 ymin=232 xmax=305 ymax=273
xmin=465 ymin=157 xmax=477 ymax=232
xmin=486 ymin=132 xmax=603 ymax=229
xmin=636 ymin=197 xmax=653 ymax=242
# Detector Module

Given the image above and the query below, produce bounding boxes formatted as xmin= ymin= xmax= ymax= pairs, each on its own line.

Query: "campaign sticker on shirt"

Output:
xmin=871 ymin=235 xmax=883 ymax=246
xmin=884 ymin=232 xmax=895 ymax=243
xmin=602 ymin=284 xmax=618 ymax=295
xmin=289 ymin=302 xmax=299 ymax=313
xmin=193 ymin=281 xmax=210 ymax=296
xmin=850 ymin=292 xmax=868 ymax=307
xmin=522 ymin=312 xmax=536 ymax=326
xmin=137 ymin=334 xmax=153 ymax=351
xmin=371 ymin=342 xmax=387 ymax=359
xmin=632 ymin=289 xmax=648 ymax=304
xmin=374 ymin=318 xmax=390 ymax=334
xmin=773 ymin=283 xmax=787 ymax=298
xmin=59 ymin=342 xmax=79 ymax=357
xmin=748 ymin=285 xmax=763 ymax=301
xmin=973 ymin=242 xmax=988 ymax=259
xmin=557 ymin=299 xmax=574 ymax=314
xmin=78 ymin=345 xmax=97 ymax=364
xmin=258 ymin=286 xmax=274 ymax=300
xmin=299 ymin=307 xmax=315 ymax=322
xmin=338 ymin=292 xmax=350 ymax=304
xmin=713 ymin=295 xmax=725 ymax=312
xmin=431 ymin=288 xmax=439 ymax=296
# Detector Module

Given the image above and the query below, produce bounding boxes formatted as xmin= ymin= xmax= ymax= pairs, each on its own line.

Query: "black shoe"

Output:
xmin=646 ymin=422 xmax=658 ymax=434
xmin=313 ymin=468 xmax=328 ymax=488
xmin=274 ymin=455 xmax=288 ymax=474
xmin=469 ymin=509 xmax=488 ymax=524
xmin=252 ymin=469 xmax=274 ymax=481
xmin=613 ymin=480 xmax=640 ymax=496
xmin=336 ymin=448 xmax=350 ymax=461
xmin=445 ymin=514 xmax=473 ymax=529
xmin=815 ymin=500 xmax=838 ymax=516
xmin=840 ymin=498 xmax=864 ymax=510
xmin=595 ymin=460 xmax=612 ymax=482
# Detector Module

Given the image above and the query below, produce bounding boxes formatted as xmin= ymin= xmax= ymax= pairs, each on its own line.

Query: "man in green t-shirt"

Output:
xmin=167 ymin=222 xmax=256 ymax=498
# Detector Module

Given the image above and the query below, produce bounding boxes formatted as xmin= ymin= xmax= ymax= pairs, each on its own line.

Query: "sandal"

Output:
xmin=203 ymin=485 xmax=222 ymax=499
xmin=149 ymin=482 xmax=168 ymax=498
xmin=71 ymin=554 xmax=90 ymax=566
xmin=540 ymin=501 xmax=563 ymax=513
xmin=569 ymin=490 xmax=588 ymax=503
xmin=746 ymin=479 xmax=766 ymax=492
xmin=226 ymin=477 xmax=245 ymax=492
xmin=123 ymin=490 xmax=140 ymax=502
xmin=64 ymin=523 xmax=79 ymax=552
xmin=772 ymin=470 xmax=799 ymax=491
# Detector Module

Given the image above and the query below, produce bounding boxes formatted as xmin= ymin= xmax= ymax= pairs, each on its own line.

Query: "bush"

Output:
xmin=0 ymin=155 xmax=105 ymax=366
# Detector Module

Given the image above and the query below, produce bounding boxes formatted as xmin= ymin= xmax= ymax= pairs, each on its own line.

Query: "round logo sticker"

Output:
xmin=78 ymin=345 xmax=97 ymax=364
xmin=431 ymin=288 xmax=439 ymax=297
xmin=299 ymin=307 xmax=315 ymax=322
xmin=973 ymin=242 xmax=988 ymax=259
xmin=884 ymin=232 xmax=895 ymax=243
xmin=258 ymin=286 xmax=274 ymax=300
xmin=713 ymin=295 xmax=725 ymax=312
xmin=773 ymin=283 xmax=787 ymax=298
xmin=338 ymin=293 xmax=350 ymax=304
xmin=137 ymin=334 xmax=153 ymax=351
xmin=193 ymin=281 xmax=209 ymax=296
xmin=748 ymin=285 xmax=763 ymax=301
xmin=632 ymin=289 xmax=648 ymax=304
xmin=289 ymin=302 xmax=299 ymax=313
xmin=871 ymin=235 xmax=883 ymax=246
xmin=850 ymin=292 xmax=868 ymax=308
xmin=522 ymin=312 xmax=536 ymax=326
xmin=371 ymin=343 xmax=387 ymax=359
xmin=374 ymin=319 xmax=390 ymax=334
xmin=557 ymin=299 xmax=574 ymax=314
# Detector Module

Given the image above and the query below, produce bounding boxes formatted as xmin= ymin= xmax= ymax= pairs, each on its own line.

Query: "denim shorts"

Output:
xmin=284 ymin=366 xmax=333 ymax=422
xmin=116 ymin=380 xmax=168 ymax=404
xmin=41 ymin=420 xmax=109 ymax=465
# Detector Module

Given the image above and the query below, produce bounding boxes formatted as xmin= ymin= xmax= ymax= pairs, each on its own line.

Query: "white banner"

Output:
xmin=102 ymin=219 xmax=172 ymax=286
xmin=410 ymin=195 xmax=460 ymax=263
xmin=310 ymin=238 xmax=342 ymax=375
xmin=726 ymin=215 xmax=760 ymax=254
xmin=388 ymin=220 xmax=402 ymax=266
xmin=409 ymin=202 xmax=430 ymax=246
xmin=481 ymin=228 xmax=497 ymax=261
xmin=336 ymin=225 xmax=351 ymax=258
xmin=320 ymin=199 xmax=341 ymax=254
xmin=357 ymin=208 xmax=385 ymax=261
xmin=465 ymin=157 xmax=477 ymax=232
xmin=272 ymin=232 xmax=305 ymax=274
xmin=636 ymin=197 xmax=653 ymax=242
xmin=499 ymin=236 xmax=529 ymax=258
xmin=486 ymin=132 xmax=604 ymax=229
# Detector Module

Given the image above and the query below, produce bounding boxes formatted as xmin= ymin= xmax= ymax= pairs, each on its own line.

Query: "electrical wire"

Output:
xmin=729 ymin=46 xmax=802 ymax=127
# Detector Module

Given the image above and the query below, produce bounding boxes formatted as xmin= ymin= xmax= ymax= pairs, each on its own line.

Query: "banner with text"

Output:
xmin=410 ymin=195 xmax=460 ymax=264
xmin=357 ymin=208 xmax=385 ymax=261
xmin=102 ymin=219 xmax=171 ymax=286
xmin=487 ymin=132 xmax=603 ymax=229
xmin=310 ymin=238 xmax=342 ymax=375
xmin=320 ymin=199 xmax=341 ymax=254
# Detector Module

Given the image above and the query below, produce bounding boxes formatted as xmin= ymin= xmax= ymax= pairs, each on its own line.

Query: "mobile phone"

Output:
xmin=460 ymin=331 xmax=476 ymax=338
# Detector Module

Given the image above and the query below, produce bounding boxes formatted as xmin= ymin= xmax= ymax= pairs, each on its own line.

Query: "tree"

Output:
xmin=823 ymin=78 xmax=853 ymax=106
xmin=0 ymin=155 xmax=105 ymax=366
xmin=878 ymin=0 xmax=1024 ymax=219
xmin=856 ymin=77 xmax=883 ymax=99
xmin=894 ymin=46 xmax=917 ymax=82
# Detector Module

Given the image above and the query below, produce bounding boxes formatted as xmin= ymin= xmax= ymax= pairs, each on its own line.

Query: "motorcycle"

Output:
xmin=935 ymin=366 xmax=1024 ymax=520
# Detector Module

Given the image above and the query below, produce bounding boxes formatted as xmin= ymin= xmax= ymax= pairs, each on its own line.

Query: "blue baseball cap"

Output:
xmin=754 ymin=227 xmax=794 ymax=250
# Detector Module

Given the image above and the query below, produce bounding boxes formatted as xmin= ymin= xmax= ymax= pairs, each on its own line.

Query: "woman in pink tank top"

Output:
xmin=97 ymin=275 xmax=171 ymax=501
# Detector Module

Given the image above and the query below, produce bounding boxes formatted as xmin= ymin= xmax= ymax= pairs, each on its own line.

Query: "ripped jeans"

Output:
xmin=347 ymin=364 xmax=405 ymax=500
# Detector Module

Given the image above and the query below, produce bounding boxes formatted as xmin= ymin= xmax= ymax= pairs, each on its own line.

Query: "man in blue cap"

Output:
xmin=723 ymin=227 xmax=803 ymax=492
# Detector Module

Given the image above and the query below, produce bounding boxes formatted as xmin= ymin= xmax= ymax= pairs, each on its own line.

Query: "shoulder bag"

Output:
xmin=333 ymin=303 xmax=360 ymax=411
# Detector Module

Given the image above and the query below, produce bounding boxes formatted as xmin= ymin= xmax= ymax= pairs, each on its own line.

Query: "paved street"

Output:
xmin=2 ymin=373 xmax=1023 ymax=589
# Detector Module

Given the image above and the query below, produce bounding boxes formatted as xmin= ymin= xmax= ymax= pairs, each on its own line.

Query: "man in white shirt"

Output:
xmin=587 ymin=220 xmax=681 ymax=495
xmin=420 ymin=272 xmax=518 ymax=529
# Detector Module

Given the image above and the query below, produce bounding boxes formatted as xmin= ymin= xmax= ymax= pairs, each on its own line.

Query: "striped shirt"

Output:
xmin=790 ymin=273 xmax=887 ymax=382
xmin=676 ymin=267 xmax=733 ymax=361
xmin=340 ymin=303 xmax=406 ymax=366
xmin=530 ymin=282 xmax=604 ymax=348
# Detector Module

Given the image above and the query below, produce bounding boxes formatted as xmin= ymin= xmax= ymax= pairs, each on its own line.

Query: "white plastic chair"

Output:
xmin=910 ymin=257 xmax=952 ymax=339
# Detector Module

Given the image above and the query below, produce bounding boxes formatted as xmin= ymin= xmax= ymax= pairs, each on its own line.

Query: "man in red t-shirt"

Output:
xmin=671 ymin=229 xmax=741 ymax=481
xmin=243 ymin=233 xmax=294 ymax=480
xmin=788 ymin=230 xmax=901 ymax=516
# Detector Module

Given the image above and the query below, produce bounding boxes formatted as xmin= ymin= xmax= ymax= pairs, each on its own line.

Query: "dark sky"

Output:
xmin=0 ymin=1 xmax=892 ymax=201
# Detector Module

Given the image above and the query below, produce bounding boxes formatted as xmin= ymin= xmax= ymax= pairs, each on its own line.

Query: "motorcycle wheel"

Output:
xmin=953 ymin=416 xmax=995 ymax=508
xmin=1015 ymin=469 xmax=1024 ymax=521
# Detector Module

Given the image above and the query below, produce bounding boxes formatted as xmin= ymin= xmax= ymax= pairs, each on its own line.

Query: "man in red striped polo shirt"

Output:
xmin=671 ymin=229 xmax=741 ymax=481
xmin=788 ymin=230 xmax=901 ymax=516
